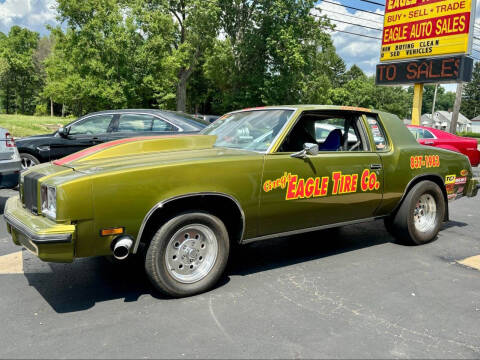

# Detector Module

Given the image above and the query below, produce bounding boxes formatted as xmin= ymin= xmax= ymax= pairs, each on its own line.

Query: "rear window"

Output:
xmin=366 ymin=115 xmax=388 ymax=151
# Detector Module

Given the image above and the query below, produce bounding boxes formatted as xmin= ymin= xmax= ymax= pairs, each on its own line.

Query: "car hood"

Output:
xmin=53 ymin=134 xmax=256 ymax=173
xmin=15 ymin=133 xmax=55 ymax=143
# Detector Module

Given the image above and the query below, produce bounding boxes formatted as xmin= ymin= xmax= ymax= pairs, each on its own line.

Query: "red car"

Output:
xmin=407 ymin=125 xmax=480 ymax=167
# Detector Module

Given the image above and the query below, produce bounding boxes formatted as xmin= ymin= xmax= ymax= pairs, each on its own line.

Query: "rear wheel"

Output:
xmin=145 ymin=212 xmax=229 ymax=297
xmin=20 ymin=153 xmax=39 ymax=170
xmin=386 ymin=180 xmax=445 ymax=245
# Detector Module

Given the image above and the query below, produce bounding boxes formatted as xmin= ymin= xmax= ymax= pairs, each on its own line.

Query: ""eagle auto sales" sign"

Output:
xmin=380 ymin=0 xmax=477 ymax=62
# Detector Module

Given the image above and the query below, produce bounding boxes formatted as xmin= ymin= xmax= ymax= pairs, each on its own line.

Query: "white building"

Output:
xmin=471 ymin=115 xmax=480 ymax=133
xmin=419 ymin=111 xmax=471 ymax=132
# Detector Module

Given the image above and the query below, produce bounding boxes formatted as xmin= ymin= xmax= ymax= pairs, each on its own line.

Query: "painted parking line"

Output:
xmin=0 ymin=251 xmax=23 ymax=274
xmin=458 ymin=255 xmax=480 ymax=271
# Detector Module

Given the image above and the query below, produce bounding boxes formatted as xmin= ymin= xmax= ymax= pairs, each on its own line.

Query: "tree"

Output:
xmin=330 ymin=76 xmax=412 ymax=119
xmin=139 ymin=0 xmax=221 ymax=112
xmin=204 ymin=0 xmax=335 ymax=113
xmin=461 ymin=61 xmax=480 ymax=119
xmin=44 ymin=0 xmax=177 ymax=115
xmin=0 ymin=26 xmax=41 ymax=114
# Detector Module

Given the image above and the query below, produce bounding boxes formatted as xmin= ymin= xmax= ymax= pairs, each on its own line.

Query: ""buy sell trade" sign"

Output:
xmin=380 ymin=0 xmax=477 ymax=62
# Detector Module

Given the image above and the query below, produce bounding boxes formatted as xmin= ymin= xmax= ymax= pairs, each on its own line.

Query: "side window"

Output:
xmin=152 ymin=117 xmax=176 ymax=132
xmin=423 ymin=129 xmax=435 ymax=139
xmin=69 ymin=114 xmax=113 ymax=135
xmin=366 ymin=116 xmax=389 ymax=151
xmin=278 ymin=113 xmax=367 ymax=152
xmin=117 ymin=114 xmax=155 ymax=132
xmin=408 ymin=128 xmax=420 ymax=139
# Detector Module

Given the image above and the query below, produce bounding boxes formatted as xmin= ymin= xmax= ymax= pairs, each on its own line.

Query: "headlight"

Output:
xmin=41 ymin=185 xmax=56 ymax=219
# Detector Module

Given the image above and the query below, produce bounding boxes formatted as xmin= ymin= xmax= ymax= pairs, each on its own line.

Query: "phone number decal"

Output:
xmin=410 ymin=155 xmax=440 ymax=169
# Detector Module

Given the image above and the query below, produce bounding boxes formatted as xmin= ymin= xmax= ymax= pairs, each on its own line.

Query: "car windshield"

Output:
xmin=201 ymin=109 xmax=294 ymax=152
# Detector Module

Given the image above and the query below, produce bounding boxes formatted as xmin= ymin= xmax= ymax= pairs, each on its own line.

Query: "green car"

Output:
xmin=4 ymin=105 xmax=479 ymax=297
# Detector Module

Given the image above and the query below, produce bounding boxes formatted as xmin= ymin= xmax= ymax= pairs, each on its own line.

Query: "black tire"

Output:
xmin=145 ymin=212 xmax=230 ymax=297
xmin=20 ymin=153 xmax=40 ymax=170
xmin=387 ymin=180 xmax=445 ymax=245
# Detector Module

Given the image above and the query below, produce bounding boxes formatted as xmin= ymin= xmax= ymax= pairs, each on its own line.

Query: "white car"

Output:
xmin=0 ymin=128 xmax=21 ymax=189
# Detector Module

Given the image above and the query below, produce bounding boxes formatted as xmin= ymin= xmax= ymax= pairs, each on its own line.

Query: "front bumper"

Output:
xmin=4 ymin=196 xmax=75 ymax=262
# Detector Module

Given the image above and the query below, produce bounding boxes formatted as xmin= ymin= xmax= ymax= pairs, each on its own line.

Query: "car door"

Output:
xmin=49 ymin=114 xmax=115 ymax=160
xmin=259 ymin=111 xmax=384 ymax=236
xmin=107 ymin=113 xmax=179 ymax=141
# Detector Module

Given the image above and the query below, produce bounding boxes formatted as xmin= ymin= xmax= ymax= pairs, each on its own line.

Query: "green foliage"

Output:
xmin=0 ymin=26 xmax=42 ymax=114
xmin=461 ymin=62 xmax=480 ymax=120
xmin=0 ymin=0 xmax=421 ymax=120
xmin=329 ymin=76 xmax=412 ymax=119
xmin=458 ymin=131 xmax=480 ymax=139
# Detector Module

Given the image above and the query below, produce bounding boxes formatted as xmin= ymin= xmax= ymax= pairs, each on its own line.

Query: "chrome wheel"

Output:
xmin=20 ymin=156 xmax=38 ymax=170
xmin=413 ymin=193 xmax=437 ymax=232
xmin=165 ymin=224 xmax=218 ymax=284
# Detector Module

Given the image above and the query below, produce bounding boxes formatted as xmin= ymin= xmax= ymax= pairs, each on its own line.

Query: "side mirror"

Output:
xmin=58 ymin=127 xmax=69 ymax=138
xmin=291 ymin=143 xmax=319 ymax=159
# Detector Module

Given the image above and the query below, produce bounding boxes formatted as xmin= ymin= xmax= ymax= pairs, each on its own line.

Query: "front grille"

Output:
xmin=22 ymin=172 xmax=44 ymax=214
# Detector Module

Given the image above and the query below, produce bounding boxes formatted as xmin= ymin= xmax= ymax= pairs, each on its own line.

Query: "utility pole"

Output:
xmin=449 ymin=82 xmax=463 ymax=134
xmin=431 ymin=84 xmax=438 ymax=126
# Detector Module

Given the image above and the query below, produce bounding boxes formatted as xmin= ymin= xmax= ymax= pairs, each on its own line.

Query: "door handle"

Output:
xmin=370 ymin=164 xmax=382 ymax=170
xmin=424 ymin=141 xmax=434 ymax=145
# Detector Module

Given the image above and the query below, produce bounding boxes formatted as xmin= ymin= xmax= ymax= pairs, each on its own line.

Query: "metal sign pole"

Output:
xmin=412 ymin=83 xmax=423 ymax=126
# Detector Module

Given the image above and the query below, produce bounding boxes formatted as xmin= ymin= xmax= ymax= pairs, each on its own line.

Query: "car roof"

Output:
xmin=232 ymin=105 xmax=378 ymax=113
xmin=76 ymin=109 xmax=208 ymax=130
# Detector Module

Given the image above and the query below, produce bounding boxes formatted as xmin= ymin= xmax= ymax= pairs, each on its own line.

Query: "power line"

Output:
xmin=357 ymin=0 xmax=385 ymax=7
xmin=318 ymin=7 xmax=384 ymax=25
xmin=328 ymin=17 xmax=383 ymax=31
xmin=319 ymin=0 xmax=384 ymax=17
xmin=327 ymin=27 xmax=382 ymax=40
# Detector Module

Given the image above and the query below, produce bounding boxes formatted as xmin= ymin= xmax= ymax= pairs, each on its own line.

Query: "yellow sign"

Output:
xmin=380 ymin=0 xmax=476 ymax=61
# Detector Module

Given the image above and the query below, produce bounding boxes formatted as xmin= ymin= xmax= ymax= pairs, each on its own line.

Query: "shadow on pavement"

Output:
xmin=228 ymin=220 xmax=391 ymax=276
xmin=23 ymin=220 xmax=391 ymax=313
xmin=441 ymin=220 xmax=469 ymax=230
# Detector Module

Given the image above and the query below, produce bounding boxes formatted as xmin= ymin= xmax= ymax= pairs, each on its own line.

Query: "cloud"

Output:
xmin=0 ymin=0 xmax=57 ymax=35
xmin=314 ymin=0 xmax=384 ymax=76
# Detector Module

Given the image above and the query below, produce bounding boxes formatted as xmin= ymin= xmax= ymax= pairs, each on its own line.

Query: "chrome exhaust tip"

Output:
xmin=112 ymin=236 xmax=133 ymax=260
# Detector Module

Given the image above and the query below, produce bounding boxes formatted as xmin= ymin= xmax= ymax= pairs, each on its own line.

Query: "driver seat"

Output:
xmin=319 ymin=129 xmax=342 ymax=151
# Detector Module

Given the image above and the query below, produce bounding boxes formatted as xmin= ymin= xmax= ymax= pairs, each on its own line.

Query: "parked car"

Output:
xmin=5 ymin=105 xmax=479 ymax=298
xmin=0 ymin=128 xmax=21 ymax=189
xmin=193 ymin=114 xmax=220 ymax=123
xmin=16 ymin=109 xmax=209 ymax=169
xmin=407 ymin=125 xmax=480 ymax=167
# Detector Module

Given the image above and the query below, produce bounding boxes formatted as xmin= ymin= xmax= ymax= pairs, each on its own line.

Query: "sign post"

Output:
xmin=376 ymin=0 xmax=476 ymax=129
xmin=412 ymin=83 xmax=424 ymax=125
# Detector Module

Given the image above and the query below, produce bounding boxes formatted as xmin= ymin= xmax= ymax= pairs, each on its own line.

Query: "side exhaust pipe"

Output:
xmin=112 ymin=236 xmax=133 ymax=260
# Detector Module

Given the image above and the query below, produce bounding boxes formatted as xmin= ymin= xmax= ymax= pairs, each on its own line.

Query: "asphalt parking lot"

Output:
xmin=0 ymin=170 xmax=479 ymax=358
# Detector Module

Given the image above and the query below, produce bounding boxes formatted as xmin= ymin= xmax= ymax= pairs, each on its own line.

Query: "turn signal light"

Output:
xmin=101 ymin=227 xmax=125 ymax=237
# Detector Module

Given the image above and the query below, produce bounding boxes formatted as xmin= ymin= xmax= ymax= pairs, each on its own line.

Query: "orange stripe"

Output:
xmin=53 ymin=135 xmax=184 ymax=166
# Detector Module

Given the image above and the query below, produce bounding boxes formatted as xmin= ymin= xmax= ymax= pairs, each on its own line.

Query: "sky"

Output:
xmin=1 ymin=0 xmax=479 ymax=92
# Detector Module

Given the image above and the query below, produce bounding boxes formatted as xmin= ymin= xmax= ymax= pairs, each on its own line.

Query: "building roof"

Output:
xmin=435 ymin=111 xmax=471 ymax=124
xmin=471 ymin=115 xmax=480 ymax=122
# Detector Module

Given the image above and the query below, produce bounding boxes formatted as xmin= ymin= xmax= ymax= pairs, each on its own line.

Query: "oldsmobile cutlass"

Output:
xmin=4 ymin=105 xmax=478 ymax=297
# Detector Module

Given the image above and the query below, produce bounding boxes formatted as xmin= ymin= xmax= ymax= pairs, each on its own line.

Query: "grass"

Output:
xmin=0 ymin=114 xmax=73 ymax=138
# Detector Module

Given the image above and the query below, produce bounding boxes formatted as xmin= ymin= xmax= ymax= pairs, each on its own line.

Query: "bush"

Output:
xmin=34 ymin=104 xmax=48 ymax=116
xmin=458 ymin=132 xmax=480 ymax=138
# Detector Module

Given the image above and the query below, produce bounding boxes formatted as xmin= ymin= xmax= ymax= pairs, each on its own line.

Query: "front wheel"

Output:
xmin=145 ymin=212 xmax=230 ymax=297
xmin=20 ymin=153 xmax=40 ymax=170
xmin=386 ymin=180 xmax=445 ymax=245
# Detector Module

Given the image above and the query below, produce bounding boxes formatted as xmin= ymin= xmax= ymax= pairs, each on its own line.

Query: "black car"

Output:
xmin=16 ymin=109 xmax=209 ymax=169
